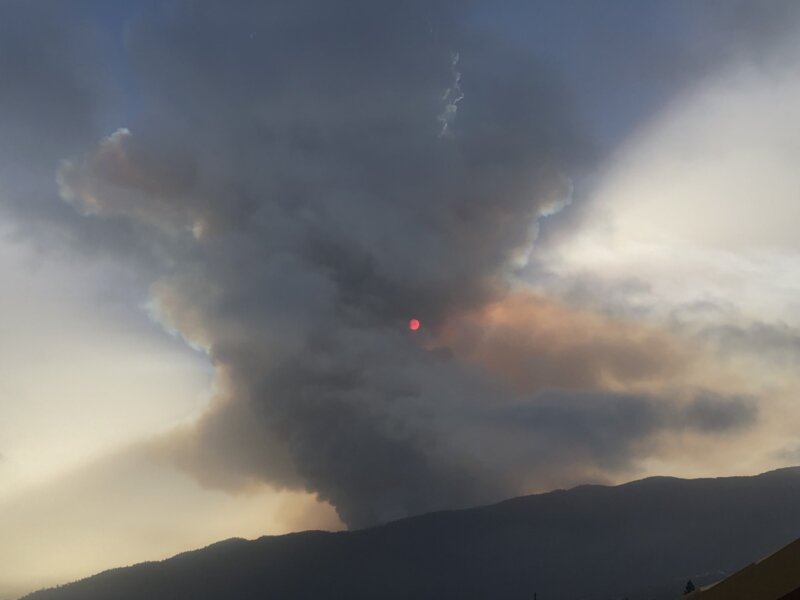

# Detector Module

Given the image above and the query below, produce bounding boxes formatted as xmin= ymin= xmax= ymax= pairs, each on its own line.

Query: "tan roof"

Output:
xmin=688 ymin=537 xmax=800 ymax=600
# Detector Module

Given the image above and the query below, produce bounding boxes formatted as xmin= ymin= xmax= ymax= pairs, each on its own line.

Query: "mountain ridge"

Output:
xmin=23 ymin=466 xmax=800 ymax=600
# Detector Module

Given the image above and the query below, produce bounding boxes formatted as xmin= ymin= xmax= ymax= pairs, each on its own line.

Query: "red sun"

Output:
xmin=408 ymin=318 xmax=421 ymax=331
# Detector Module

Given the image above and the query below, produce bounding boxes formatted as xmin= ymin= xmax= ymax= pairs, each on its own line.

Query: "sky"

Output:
xmin=3 ymin=0 xmax=800 ymax=596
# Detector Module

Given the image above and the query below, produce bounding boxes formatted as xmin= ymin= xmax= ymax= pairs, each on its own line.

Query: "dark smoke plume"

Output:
xmin=53 ymin=0 xmax=754 ymax=527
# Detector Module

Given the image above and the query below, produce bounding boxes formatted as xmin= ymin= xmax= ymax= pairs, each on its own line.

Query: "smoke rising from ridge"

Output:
xmin=54 ymin=0 xmax=756 ymax=527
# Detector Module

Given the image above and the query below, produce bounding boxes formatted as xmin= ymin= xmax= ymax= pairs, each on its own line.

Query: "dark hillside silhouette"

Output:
xmin=22 ymin=467 xmax=800 ymax=600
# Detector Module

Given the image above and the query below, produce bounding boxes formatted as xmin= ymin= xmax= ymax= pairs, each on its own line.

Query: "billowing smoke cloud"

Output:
xmin=51 ymin=0 xmax=757 ymax=528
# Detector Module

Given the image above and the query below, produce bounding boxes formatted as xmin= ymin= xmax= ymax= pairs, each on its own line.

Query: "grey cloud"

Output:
xmin=24 ymin=0 xmax=761 ymax=528
xmin=491 ymin=389 xmax=756 ymax=471
xmin=0 ymin=0 xmax=96 ymax=242
xmin=0 ymin=1 xmax=99 ymax=161
xmin=57 ymin=0 xmax=585 ymax=527
xmin=0 ymin=1 xmax=163 ymax=278
xmin=698 ymin=321 xmax=800 ymax=366
xmin=681 ymin=392 xmax=757 ymax=433
xmin=663 ymin=300 xmax=800 ymax=365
